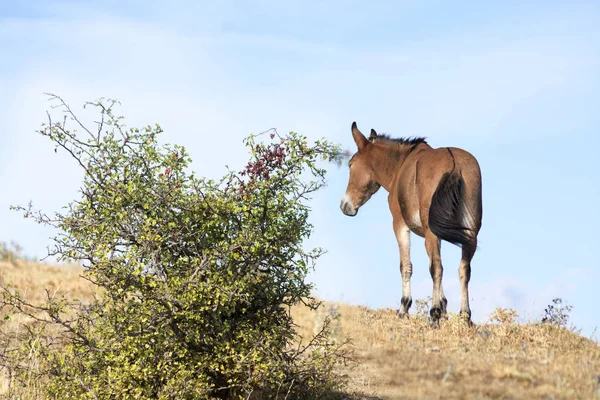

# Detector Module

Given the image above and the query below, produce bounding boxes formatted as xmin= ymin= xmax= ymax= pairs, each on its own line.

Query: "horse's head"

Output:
xmin=340 ymin=122 xmax=381 ymax=216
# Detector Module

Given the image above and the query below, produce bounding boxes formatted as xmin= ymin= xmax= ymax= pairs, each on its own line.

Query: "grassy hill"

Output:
xmin=1 ymin=260 xmax=599 ymax=399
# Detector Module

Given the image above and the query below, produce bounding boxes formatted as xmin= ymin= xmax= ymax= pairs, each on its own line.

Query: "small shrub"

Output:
xmin=489 ymin=308 xmax=519 ymax=324
xmin=541 ymin=298 xmax=573 ymax=328
xmin=414 ymin=297 xmax=432 ymax=319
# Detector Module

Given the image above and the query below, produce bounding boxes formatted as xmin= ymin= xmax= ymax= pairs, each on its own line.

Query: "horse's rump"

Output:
xmin=428 ymin=171 xmax=477 ymax=252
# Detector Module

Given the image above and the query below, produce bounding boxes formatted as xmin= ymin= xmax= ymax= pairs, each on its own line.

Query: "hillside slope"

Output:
xmin=1 ymin=261 xmax=599 ymax=399
xmin=294 ymin=303 xmax=600 ymax=399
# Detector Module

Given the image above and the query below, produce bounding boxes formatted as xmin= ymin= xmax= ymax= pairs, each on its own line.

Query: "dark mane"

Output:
xmin=371 ymin=133 xmax=427 ymax=147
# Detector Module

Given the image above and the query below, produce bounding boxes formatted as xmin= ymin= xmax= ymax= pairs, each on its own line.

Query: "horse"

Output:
xmin=340 ymin=122 xmax=482 ymax=326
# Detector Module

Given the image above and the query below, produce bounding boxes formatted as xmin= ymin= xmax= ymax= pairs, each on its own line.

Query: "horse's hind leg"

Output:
xmin=425 ymin=232 xmax=444 ymax=327
xmin=440 ymin=286 xmax=448 ymax=317
xmin=459 ymin=241 xmax=476 ymax=322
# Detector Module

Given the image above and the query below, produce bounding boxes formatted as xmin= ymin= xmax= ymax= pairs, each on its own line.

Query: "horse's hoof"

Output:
xmin=430 ymin=307 xmax=442 ymax=328
xmin=397 ymin=310 xmax=409 ymax=319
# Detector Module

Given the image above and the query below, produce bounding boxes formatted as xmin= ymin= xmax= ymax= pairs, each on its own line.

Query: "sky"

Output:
xmin=1 ymin=1 xmax=599 ymax=336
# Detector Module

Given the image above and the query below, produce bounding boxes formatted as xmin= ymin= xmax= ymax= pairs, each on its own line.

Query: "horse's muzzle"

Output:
xmin=340 ymin=197 xmax=358 ymax=217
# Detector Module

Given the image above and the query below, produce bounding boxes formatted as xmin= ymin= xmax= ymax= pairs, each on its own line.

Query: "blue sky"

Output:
xmin=1 ymin=1 xmax=599 ymax=335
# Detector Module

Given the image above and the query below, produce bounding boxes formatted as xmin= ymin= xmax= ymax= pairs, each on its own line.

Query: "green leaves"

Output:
xmin=2 ymin=96 xmax=347 ymax=400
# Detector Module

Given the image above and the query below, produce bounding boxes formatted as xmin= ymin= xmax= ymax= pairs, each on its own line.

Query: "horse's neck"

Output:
xmin=371 ymin=143 xmax=410 ymax=191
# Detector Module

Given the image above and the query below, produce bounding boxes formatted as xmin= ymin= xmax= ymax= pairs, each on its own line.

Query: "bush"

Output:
xmin=413 ymin=297 xmax=432 ymax=319
xmin=541 ymin=298 xmax=573 ymax=328
xmin=489 ymin=308 xmax=519 ymax=325
xmin=0 ymin=95 xmax=347 ymax=399
xmin=0 ymin=241 xmax=36 ymax=264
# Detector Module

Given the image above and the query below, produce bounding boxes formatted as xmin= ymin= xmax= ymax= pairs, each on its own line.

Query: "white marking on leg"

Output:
xmin=403 ymin=279 xmax=411 ymax=300
xmin=396 ymin=225 xmax=412 ymax=312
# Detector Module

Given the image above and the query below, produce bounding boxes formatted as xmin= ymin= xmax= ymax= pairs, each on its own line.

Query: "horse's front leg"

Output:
xmin=394 ymin=217 xmax=413 ymax=317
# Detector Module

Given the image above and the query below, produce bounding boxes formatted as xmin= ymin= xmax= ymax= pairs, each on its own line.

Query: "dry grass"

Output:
xmin=0 ymin=261 xmax=96 ymax=304
xmin=1 ymin=260 xmax=599 ymax=399
xmin=293 ymin=304 xmax=600 ymax=400
xmin=0 ymin=261 xmax=97 ymax=398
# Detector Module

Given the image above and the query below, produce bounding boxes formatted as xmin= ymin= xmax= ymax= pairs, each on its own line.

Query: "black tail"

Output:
xmin=428 ymin=172 xmax=474 ymax=249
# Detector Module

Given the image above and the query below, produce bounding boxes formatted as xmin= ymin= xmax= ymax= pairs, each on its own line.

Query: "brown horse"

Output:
xmin=340 ymin=122 xmax=482 ymax=326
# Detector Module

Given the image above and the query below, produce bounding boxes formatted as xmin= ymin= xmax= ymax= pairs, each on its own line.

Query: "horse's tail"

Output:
xmin=428 ymin=172 xmax=476 ymax=250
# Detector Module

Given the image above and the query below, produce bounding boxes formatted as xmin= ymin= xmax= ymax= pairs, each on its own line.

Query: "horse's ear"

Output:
xmin=369 ymin=129 xmax=377 ymax=140
xmin=351 ymin=121 xmax=368 ymax=150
